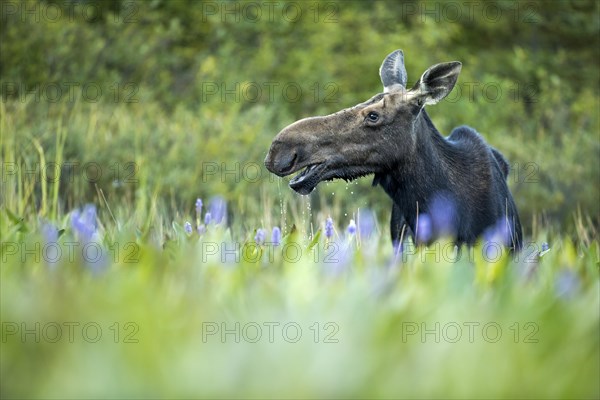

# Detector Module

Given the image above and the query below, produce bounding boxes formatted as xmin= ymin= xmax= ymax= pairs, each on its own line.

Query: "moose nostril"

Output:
xmin=271 ymin=148 xmax=298 ymax=175
xmin=281 ymin=151 xmax=297 ymax=173
xmin=265 ymin=139 xmax=302 ymax=176
xmin=290 ymin=151 xmax=297 ymax=167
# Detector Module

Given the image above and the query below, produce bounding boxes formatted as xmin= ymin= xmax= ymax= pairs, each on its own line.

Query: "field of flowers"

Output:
xmin=1 ymin=189 xmax=599 ymax=398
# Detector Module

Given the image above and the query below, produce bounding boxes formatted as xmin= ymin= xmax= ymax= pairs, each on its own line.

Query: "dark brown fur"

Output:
xmin=265 ymin=50 xmax=522 ymax=249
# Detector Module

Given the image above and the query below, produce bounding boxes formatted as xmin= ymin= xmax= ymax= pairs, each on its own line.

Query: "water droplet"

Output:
xmin=277 ymin=177 xmax=287 ymax=233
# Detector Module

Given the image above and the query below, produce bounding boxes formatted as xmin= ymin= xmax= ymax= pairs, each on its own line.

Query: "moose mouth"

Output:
xmin=288 ymin=162 xmax=374 ymax=195
xmin=289 ymin=163 xmax=325 ymax=195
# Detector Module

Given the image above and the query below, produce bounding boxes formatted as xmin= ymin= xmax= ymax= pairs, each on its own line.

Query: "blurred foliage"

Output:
xmin=1 ymin=205 xmax=599 ymax=398
xmin=1 ymin=0 xmax=599 ymax=236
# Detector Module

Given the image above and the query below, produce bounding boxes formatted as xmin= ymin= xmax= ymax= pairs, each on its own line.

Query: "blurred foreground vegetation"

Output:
xmin=1 ymin=0 xmax=599 ymax=398
xmin=1 ymin=205 xmax=599 ymax=398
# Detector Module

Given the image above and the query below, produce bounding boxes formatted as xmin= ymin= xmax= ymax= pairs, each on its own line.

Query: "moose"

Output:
xmin=264 ymin=50 xmax=522 ymax=250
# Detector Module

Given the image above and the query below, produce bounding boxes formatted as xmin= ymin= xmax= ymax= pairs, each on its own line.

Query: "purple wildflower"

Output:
xmin=71 ymin=204 xmax=97 ymax=243
xmin=41 ymin=220 xmax=59 ymax=243
xmin=416 ymin=213 xmax=432 ymax=244
xmin=209 ymin=196 xmax=227 ymax=225
xmin=482 ymin=240 xmax=503 ymax=262
xmin=70 ymin=204 xmax=107 ymax=273
xmin=195 ymin=198 xmax=203 ymax=215
xmin=204 ymin=212 xmax=212 ymax=225
xmin=347 ymin=219 xmax=356 ymax=235
xmin=197 ymin=225 xmax=206 ymax=235
xmin=429 ymin=193 xmax=457 ymax=237
xmin=358 ymin=209 xmax=376 ymax=239
xmin=271 ymin=227 xmax=281 ymax=246
xmin=255 ymin=228 xmax=265 ymax=245
xmin=541 ymin=242 xmax=549 ymax=252
xmin=184 ymin=221 xmax=193 ymax=235
xmin=40 ymin=220 xmax=60 ymax=268
xmin=325 ymin=217 xmax=334 ymax=239
xmin=483 ymin=218 xmax=512 ymax=247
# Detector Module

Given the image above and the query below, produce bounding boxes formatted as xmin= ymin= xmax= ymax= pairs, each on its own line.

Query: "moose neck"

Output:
xmin=376 ymin=110 xmax=456 ymax=220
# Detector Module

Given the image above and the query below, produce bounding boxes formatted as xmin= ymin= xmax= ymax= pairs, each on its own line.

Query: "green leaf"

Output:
xmin=4 ymin=208 xmax=28 ymax=233
xmin=307 ymin=228 xmax=322 ymax=251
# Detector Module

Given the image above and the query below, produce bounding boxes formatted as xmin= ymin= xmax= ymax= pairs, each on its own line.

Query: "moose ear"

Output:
xmin=379 ymin=50 xmax=408 ymax=92
xmin=412 ymin=62 xmax=462 ymax=105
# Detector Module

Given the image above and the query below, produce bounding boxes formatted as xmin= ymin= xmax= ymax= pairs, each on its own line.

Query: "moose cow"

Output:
xmin=264 ymin=50 xmax=522 ymax=250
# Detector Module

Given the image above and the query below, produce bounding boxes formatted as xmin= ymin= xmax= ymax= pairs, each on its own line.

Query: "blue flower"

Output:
xmin=429 ymin=192 xmax=457 ymax=237
xmin=255 ymin=228 xmax=265 ymax=245
xmin=541 ymin=242 xmax=550 ymax=252
xmin=358 ymin=209 xmax=376 ymax=239
xmin=40 ymin=220 xmax=60 ymax=268
xmin=483 ymin=218 xmax=512 ymax=247
xmin=347 ymin=219 xmax=356 ymax=235
xmin=70 ymin=204 xmax=107 ymax=273
xmin=271 ymin=227 xmax=281 ymax=246
xmin=416 ymin=213 xmax=432 ymax=244
xmin=71 ymin=204 xmax=97 ymax=243
xmin=40 ymin=220 xmax=59 ymax=243
xmin=209 ymin=196 xmax=227 ymax=225
xmin=195 ymin=198 xmax=203 ymax=215
xmin=204 ymin=212 xmax=212 ymax=225
xmin=184 ymin=221 xmax=193 ymax=235
xmin=325 ymin=217 xmax=334 ymax=239
xmin=538 ymin=242 xmax=550 ymax=258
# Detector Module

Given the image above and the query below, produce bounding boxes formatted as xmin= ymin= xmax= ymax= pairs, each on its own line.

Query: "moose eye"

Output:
xmin=366 ymin=111 xmax=380 ymax=123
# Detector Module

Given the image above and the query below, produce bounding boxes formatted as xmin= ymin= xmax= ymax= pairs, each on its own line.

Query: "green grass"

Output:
xmin=1 ymin=189 xmax=599 ymax=398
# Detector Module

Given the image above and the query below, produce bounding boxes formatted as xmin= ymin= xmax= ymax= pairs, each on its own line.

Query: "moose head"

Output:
xmin=264 ymin=50 xmax=461 ymax=195
xmin=264 ymin=50 xmax=522 ymax=249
